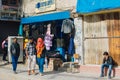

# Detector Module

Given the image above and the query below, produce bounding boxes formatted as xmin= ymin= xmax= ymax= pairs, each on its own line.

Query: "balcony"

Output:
xmin=0 ymin=5 xmax=21 ymax=21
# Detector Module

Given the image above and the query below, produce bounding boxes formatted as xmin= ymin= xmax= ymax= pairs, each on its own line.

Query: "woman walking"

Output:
xmin=36 ymin=38 xmax=46 ymax=76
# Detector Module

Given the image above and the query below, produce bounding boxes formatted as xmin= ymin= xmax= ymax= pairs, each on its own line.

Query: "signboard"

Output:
xmin=35 ymin=0 xmax=56 ymax=13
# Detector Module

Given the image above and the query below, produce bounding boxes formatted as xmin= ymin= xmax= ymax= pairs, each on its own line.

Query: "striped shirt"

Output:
xmin=26 ymin=42 xmax=36 ymax=55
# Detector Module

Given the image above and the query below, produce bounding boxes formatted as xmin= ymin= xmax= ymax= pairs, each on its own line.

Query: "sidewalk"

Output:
xmin=0 ymin=62 xmax=120 ymax=80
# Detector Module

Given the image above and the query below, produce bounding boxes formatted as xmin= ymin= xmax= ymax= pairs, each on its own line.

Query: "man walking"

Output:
xmin=10 ymin=37 xmax=20 ymax=74
xmin=26 ymin=37 xmax=36 ymax=75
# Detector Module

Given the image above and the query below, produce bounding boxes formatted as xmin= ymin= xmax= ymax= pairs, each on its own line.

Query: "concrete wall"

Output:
xmin=22 ymin=0 xmax=77 ymax=17
xmin=83 ymin=12 xmax=120 ymax=66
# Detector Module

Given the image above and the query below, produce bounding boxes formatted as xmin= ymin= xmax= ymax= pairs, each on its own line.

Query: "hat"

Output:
xmin=24 ymin=39 xmax=28 ymax=42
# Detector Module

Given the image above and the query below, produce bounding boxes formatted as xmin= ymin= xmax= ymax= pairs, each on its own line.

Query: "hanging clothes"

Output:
xmin=44 ymin=34 xmax=53 ymax=50
xmin=61 ymin=19 xmax=74 ymax=34
xmin=44 ymin=23 xmax=54 ymax=50
xmin=63 ymin=33 xmax=70 ymax=52
xmin=68 ymin=36 xmax=75 ymax=56
xmin=38 ymin=24 xmax=47 ymax=35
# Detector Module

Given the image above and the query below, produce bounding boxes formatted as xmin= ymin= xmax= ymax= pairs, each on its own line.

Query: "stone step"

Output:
xmin=58 ymin=62 xmax=80 ymax=73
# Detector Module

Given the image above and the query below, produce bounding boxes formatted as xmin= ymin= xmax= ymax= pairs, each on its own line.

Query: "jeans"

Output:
xmin=100 ymin=64 xmax=113 ymax=77
xmin=28 ymin=55 xmax=36 ymax=71
xmin=37 ymin=58 xmax=45 ymax=73
xmin=12 ymin=55 xmax=19 ymax=71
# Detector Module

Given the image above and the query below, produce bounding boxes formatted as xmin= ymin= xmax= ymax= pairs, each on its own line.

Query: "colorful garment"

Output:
xmin=44 ymin=34 xmax=53 ymax=50
xmin=36 ymin=38 xmax=45 ymax=58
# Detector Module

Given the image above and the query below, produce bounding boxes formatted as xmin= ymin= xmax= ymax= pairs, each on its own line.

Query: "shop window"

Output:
xmin=2 ymin=0 xmax=18 ymax=6
xmin=2 ymin=0 xmax=8 ymax=5
xmin=9 ymin=0 xmax=17 ymax=5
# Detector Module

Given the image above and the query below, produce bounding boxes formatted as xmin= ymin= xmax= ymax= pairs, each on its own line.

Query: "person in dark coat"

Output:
xmin=10 ymin=37 xmax=20 ymax=74
xmin=100 ymin=52 xmax=114 ymax=79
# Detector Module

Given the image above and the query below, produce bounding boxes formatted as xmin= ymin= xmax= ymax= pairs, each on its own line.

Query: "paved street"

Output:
xmin=0 ymin=62 xmax=120 ymax=80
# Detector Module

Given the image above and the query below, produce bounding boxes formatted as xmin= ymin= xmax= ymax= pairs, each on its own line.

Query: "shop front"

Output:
xmin=19 ymin=10 xmax=78 ymax=64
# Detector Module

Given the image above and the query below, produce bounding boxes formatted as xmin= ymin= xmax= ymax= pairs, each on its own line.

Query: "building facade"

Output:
xmin=0 ymin=0 xmax=22 ymax=53
xmin=21 ymin=0 xmax=120 ymax=66
xmin=0 ymin=0 xmax=22 ymax=21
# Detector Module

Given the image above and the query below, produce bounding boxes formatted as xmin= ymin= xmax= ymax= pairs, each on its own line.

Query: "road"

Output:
xmin=0 ymin=62 xmax=120 ymax=80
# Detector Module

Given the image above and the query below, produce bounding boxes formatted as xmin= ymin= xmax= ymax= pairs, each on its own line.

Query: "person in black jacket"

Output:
xmin=100 ymin=52 xmax=114 ymax=79
xmin=10 ymin=37 xmax=20 ymax=74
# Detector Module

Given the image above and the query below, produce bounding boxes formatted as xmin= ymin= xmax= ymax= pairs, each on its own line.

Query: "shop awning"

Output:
xmin=21 ymin=10 xmax=70 ymax=24
xmin=77 ymin=0 xmax=120 ymax=14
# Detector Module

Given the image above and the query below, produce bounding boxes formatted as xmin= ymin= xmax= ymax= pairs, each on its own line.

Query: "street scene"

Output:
xmin=0 ymin=0 xmax=120 ymax=80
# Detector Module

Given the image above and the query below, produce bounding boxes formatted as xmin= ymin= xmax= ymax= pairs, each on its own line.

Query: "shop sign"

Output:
xmin=35 ymin=0 xmax=55 ymax=13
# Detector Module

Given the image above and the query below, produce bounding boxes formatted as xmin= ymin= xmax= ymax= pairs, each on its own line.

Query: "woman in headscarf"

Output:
xmin=36 ymin=38 xmax=46 ymax=76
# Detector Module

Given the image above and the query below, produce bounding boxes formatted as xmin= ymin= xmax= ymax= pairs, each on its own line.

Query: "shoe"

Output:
xmin=14 ymin=71 xmax=17 ymax=74
xmin=40 ymin=73 xmax=43 ymax=76
xmin=32 ymin=70 xmax=35 ymax=75
xmin=108 ymin=76 xmax=111 ymax=79
xmin=28 ymin=70 xmax=31 ymax=75
xmin=100 ymin=75 xmax=104 ymax=77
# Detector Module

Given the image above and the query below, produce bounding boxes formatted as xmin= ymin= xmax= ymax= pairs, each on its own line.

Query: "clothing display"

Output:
xmin=44 ymin=24 xmax=54 ymax=50
xmin=61 ymin=19 xmax=74 ymax=33
xmin=38 ymin=24 xmax=47 ymax=35
xmin=44 ymin=34 xmax=53 ymax=50
xmin=56 ymin=38 xmax=64 ymax=48
xmin=63 ymin=33 xmax=70 ymax=52
xmin=23 ymin=19 xmax=76 ymax=63
xmin=68 ymin=36 xmax=75 ymax=56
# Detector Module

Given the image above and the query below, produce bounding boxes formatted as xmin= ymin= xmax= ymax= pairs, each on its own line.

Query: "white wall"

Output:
xmin=56 ymin=0 xmax=77 ymax=12
xmin=22 ymin=0 xmax=77 ymax=17
xmin=74 ymin=17 xmax=83 ymax=64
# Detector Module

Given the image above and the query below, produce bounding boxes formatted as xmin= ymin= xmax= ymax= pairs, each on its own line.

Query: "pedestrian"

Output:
xmin=23 ymin=38 xmax=29 ymax=64
xmin=100 ymin=52 xmax=114 ymax=79
xmin=10 ymin=37 xmax=20 ymax=74
xmin=2 ymin=38 xmax=8 ymax=61
xmin=26 ymin=36 xmax=36 ymax=75
xmin=36 ymin=38 xmax=46 ymax=76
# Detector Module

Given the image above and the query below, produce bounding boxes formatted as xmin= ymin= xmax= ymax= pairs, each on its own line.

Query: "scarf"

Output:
xmin=36 ymin=38 xmax=44 ymax=58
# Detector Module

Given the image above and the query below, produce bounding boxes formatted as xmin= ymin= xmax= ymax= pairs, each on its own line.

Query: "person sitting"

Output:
xmin=100 ymin=52 xmax=114 ymax=79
